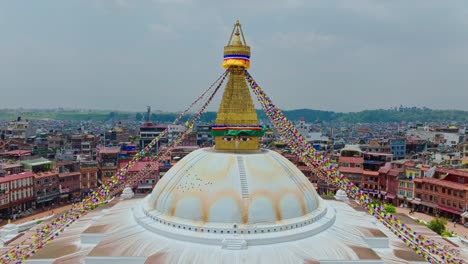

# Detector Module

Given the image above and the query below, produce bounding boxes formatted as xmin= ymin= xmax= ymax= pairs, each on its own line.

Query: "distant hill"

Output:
xmin=1 ymin=107 xmax=467 ymax=123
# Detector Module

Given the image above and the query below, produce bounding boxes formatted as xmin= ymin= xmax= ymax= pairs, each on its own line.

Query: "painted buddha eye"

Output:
xmin=223 ymin=136 xmax=234 ymax=142
xmin=240 ymin=137 xmax=251 ymax=142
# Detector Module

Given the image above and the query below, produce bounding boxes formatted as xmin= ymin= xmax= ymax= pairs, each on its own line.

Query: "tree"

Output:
xmin=427 ymin=217 xmax=447 ymax=235
xmin=384 ymin=204 xmax=396 ymax=213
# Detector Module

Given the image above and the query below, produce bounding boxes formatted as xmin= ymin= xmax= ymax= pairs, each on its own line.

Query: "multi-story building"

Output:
xmin=139 ymin=106 xmax=167 ymax=151
xmin=120 ymin=161 xmax=159 ymax=193
xmin=195 ymin=124 xmax=213 ymax=147
xmin=396 ymin=161 xmax=419 ymax=206
xmin=338 ymin=145 xmax=363 ymax=188
xmin=390 ymin=138 xmax=406 ymax=160
xmin=34 ymin=133 xmax=49 ymax=153
xmin=167 ymin=124 xmax=185 ymax=144
xmin=105 ymin=125 xmax=131 ymax=146
xmin=34 ymin=170 xmax=60 ymax=208
xmin=79 ymin=161 xmax=98 ymax=195
xmin=0 ymin=177 xmax=10 ymax=219
xmin=377 ymin=160 xmax=403 ymax=205
xmin=47 ymin=135 xmax=65 ymax=150
xmin=414 ymin=168 xmax=468 ymax=219
xmin=181 ymin=132 xmax=198 ymax=146
xmin=71 ymin=134 xmax=83 ymax=152
xmin=58 ymin=172 xmax=81 ymax=203
xmin=7 ymin=171 xmax=35 ymax=218
xmin=0 ymin=117 xmax=35 ymax=139
xmin=97 ymin=146 xmax=120 ymax=183
xmin=363 ymin=152 xmax=393 ymax=171
xmin=406 ymin=136 xmax=428 ymax=158
xmin=57 ymin=161 xmax=81 ymax=202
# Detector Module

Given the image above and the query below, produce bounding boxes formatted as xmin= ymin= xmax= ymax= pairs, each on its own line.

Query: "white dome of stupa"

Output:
xmin=144 ymin=148 xmax=322 ymax=225
xmin=138 ymin=148 xmax=331 ymax=245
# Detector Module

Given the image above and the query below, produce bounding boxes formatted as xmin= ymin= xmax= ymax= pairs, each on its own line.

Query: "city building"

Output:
xmin=5 ymin=171 xmax=35 ymax=219
xmin=139 ymin=106 xmax=167 ymax=151
xmin=34 ymin=170 xmax=60 ymax=208
xmin=195 ymin=124 xmax=213 ymax=146
xmin=57 ymin=161 xmax=81 ymax=203
xmin=338 ymin=145 xmax=363 ymax=188
xmin=119 ymin=161 xmax=159 ymax=193
xmin=96 ymin=146 xmax=120 ymax=183
xmin=390 ymin=138 xmax=406 ymax=160
xmin=0 ymin=117 xmax=35 ymax=140
xmin=79 ymin=161 xmax=98 ymax=196
xmin=413 ymin=168 xmax=468 ymax=219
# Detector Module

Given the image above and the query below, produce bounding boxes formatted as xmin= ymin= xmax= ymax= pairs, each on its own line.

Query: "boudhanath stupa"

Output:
xmin=24 ymin=21 xmax=431 ymax=264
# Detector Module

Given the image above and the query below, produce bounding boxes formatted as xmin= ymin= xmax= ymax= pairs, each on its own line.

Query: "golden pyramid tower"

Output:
xmin=212 ymin=20 xmax=265 ymax=151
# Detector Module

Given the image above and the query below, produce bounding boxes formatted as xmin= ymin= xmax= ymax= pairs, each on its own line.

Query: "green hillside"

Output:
xmin=1 ymin=107 xmax=467 ymax=123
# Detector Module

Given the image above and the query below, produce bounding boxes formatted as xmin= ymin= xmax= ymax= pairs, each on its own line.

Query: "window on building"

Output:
xmin=441 ymin=198 xmax=445 ymax=204
xmin=434 ymin=186 xmax=438 ymax=192
xmin=460 ymin=202 xmax=464 ymax=209
xmin=408 ymin=183 xmax=413 ymax=189
xmin=459 ymin=177 xmax=465 ymax=184
xmin=453 ymin=201 xmax=457 ymax=207
xmin=399 ymin=181 xmax=405 ymax=187
xmin=407 ymin=191 xmax=413 ymax=198
xmin=442 ymin=187 xmax=446 ymax=193
xmin=453 ymin=190 xmax=457 ymax=197
xmin=433 ymin=196 xmax=437 ymax=202
xmin=448 ymin=189 xmax=451 ymax=195
xmin=447 ymin=200 xmax=451 ymax=206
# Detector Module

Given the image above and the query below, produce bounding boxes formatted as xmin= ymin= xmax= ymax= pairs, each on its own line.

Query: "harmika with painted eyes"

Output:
xmin=222 ymin=136 xmax=251 ymax=142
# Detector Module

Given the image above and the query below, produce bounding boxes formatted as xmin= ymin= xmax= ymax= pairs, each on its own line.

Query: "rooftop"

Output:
xmin=0 ymin=171 xmax=35 ymax=183
xmin=338 ymin=156 xmax=364 ymax=164
xmin=338 ymin=167 xmax=363 ymax=174
xmin=34 ymin=170 xmax=59 ymax=179
xmin=21 ymin=157 xmax=51 ymax=167
xmin=97 ymin=147 xmax=120 ymax=154
xmin=415 ymin=177 xmax=468 ymax=191
xmin=0 ymin=150 xmax=32 ymax=156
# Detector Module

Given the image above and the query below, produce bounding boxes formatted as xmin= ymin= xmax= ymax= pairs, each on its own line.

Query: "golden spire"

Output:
xmin=213 ymin=20 xmax=263 ymax=151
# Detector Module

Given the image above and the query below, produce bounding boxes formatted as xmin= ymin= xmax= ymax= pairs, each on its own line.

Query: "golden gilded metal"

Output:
xmin=214 ymin=21 xmax=260 ymax=151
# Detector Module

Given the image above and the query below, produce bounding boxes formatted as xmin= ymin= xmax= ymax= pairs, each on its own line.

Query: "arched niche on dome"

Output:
xmin=279 ymin=193 xmax=304 ymax=219
xmin=173 ymin=195 xmax=204 ymax=221
xmin=248 ymin=196 xmax=276 ymax=223
xmin=208 ymin=196 xmax=243 ymax=223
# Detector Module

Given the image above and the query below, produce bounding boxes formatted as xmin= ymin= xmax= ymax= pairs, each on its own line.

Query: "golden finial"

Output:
xmin=214 ymin=21 xmax=264 ymax=152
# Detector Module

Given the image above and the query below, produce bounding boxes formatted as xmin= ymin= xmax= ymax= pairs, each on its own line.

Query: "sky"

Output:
xmin=0 ymin=0 xmax=467 ymax=113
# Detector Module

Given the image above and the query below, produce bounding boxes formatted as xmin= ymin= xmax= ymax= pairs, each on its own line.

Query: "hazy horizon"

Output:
xmin=1 ymin=105 xmax=468 ymax=115
xmin=1 ymin=1 xmax=468 ymax=112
